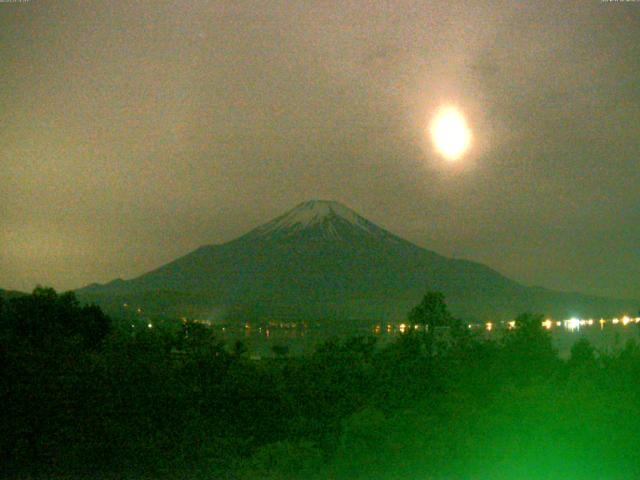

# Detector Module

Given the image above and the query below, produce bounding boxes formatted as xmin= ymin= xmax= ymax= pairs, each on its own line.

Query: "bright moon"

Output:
xmin=430 ymin=107 xmax=472 ymax=161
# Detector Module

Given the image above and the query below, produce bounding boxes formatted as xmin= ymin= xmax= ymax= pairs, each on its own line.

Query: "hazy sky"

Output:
xmin=1 ymin=1 xmax=639 ymax=300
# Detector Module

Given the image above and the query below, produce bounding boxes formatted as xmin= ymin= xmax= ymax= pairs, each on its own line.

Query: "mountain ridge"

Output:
xmin=77 ymin=200 xmax=638 ymax=322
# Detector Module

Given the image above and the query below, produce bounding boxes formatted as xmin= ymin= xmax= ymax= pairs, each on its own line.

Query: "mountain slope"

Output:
xmin=0 ymin=288 xmax=27 ymax=301
xmin=77 ymin=200 xmax=637 ymax=322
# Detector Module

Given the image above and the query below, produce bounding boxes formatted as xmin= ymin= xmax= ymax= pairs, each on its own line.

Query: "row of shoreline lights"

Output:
xmin=382 ymin=316 xmax=640 ymax=335
xmin=145 ymin=317 xmax=640 ymax=333
xmin=507 ymin=316 xmax=639 ymax=332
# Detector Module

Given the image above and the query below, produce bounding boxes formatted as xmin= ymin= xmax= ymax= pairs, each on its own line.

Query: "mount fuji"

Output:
xmin=77 ymin=200 xmax=636 ymax=322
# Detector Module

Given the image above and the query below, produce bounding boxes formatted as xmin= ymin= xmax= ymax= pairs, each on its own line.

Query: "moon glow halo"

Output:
xmin=429 ymin=107 xmax=472 ymax=161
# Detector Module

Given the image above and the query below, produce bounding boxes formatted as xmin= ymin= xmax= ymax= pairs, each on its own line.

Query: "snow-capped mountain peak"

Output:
xmin=251 ymin=200 xmax=383 ymax=239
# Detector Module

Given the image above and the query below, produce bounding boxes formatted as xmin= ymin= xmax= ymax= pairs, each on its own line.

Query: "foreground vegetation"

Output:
xmin=2 ymin=288 xmax=640 ymax=479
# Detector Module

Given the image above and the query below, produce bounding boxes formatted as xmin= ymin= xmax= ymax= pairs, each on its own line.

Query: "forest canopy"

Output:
xmin=1 ymin=289 xmax=640 ymax=479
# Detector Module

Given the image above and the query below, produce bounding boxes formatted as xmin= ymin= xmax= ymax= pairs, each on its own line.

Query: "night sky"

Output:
xmin=2 ymin=1 xmax=639 ymax=300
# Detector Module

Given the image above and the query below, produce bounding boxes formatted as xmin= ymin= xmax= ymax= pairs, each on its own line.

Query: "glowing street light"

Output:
xmin=566 ymin=318 xmax=580 ymax=331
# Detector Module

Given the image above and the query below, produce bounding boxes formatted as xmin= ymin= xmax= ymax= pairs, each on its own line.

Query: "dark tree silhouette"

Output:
xmin=4 ymin=286 xmax=640 ymax=479
xmin=569 ymin=336 xmax=596 ymax=368
xmin=408 ymin=291 xmax=461 ymax=354
xmin=408 ymin=292 xmax=454 ymax=331
xmin=1 ymin=287 xmax=110 ymax=350
xmin=502 ymin=312 xmax=557 ymax=383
